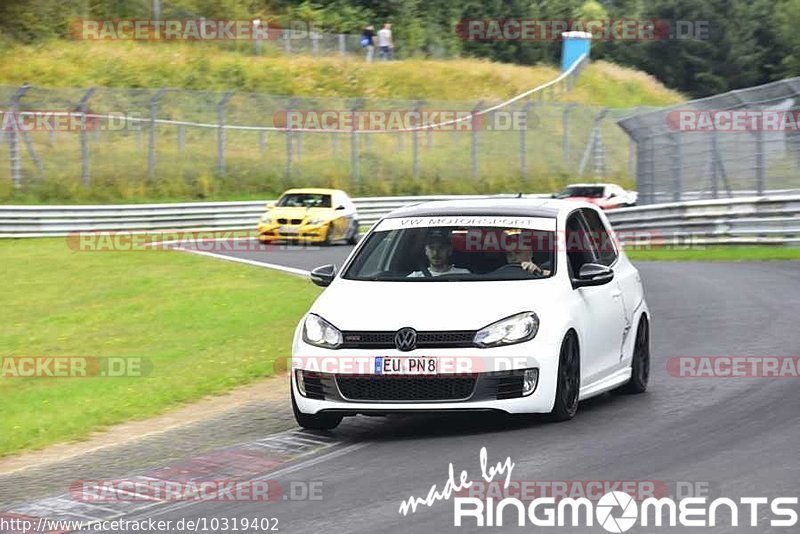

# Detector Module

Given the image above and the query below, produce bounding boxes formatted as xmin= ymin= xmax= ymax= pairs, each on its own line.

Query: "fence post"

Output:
xmin=253 ymin=20 xmax=263 ymax=55
xmin=592 ymin=109 xmax=608 ymax=178
xmin=148 ymin=88 xmax=165 ymax=183
xmin=412 ymin=101 xmax=423 ymax=178
xmin=351 ymin=100 xmax=363 ymax=187
xmin=286 ymin=99 xmax=296 ymax=183
xmin=562 ymin=104 xmax=572 ymax=169
xmin=471 ymin=102 xmax=483 ymax=179
xmin=310 ymin=31 xmax=319 ymax=56
xmin=338 ymin=34 xmax=346 ymax=55
xmin=77 ymin=87 xmax=96 ymax=186
xmin=217 ymin=92 xmax=233 ymax=176
xmin=754 ymin=129 xmax=765 ymax=195
xmin=283 ymin=31 xmax=291 ymax=53
xmin=519 ymin=100 xmax=532 ymax=182
xmin=259 ymin=130 xmax=267 ymax=153
xmin=669 ymin=134 xmax=682 ymax=202
xmin=177 ymin=126 xmax=185 ymax=151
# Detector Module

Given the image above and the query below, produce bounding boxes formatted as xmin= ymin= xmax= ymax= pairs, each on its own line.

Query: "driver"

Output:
xmin=407 ymin=229 xmax=471 ymax=277
xmin=497 ymin=231 xmax=550 ymax=276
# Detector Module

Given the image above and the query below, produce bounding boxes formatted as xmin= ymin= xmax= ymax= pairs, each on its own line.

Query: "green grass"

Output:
xmin=626 ymin=245 xmax=800 ymax=261
xmin=0 ymin=238 xmax=320 ymax=457
xmin=0 ymin=41 xmax=683 ymax=106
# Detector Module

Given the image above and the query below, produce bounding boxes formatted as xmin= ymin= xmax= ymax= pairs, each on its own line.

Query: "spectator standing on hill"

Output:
xmin=361 ymin=25 xmax=375 ymax=62
xmin=377 ymin=23 xmax=393 ymax=60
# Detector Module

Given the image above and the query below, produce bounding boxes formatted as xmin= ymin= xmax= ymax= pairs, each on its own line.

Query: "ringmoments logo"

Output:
xmin=397 ymin=447 xmax=800 ymax=530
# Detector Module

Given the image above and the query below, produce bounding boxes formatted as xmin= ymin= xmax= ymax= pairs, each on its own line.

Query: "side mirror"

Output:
xmin=310 ymin=264 xmax=337 ymax=287
xmin=573 ymin=263 xmax=614 ymax=288
xmin=335 ymin=205 xmax=346 ymax=210
xmin=607 ymin=193 xmax=617 ymax=198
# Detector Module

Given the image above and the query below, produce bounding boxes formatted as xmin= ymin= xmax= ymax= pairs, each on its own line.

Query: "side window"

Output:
xmin=581 ymin=208 xmax=617 ymax=266
xmin=565 ymin=212 xmax=598 ymax=277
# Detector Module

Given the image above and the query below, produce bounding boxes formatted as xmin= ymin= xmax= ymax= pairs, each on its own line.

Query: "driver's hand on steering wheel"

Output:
xmin=521 ymin=261 xmax=548 ymax=276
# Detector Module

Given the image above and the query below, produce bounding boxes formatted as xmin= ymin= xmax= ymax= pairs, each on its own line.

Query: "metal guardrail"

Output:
xmin=606 ymin=194 xmax=800 ymax=245
xmin=2 ymin=194 xmax=799 ymax=245
xmin=0 ymin=196 xmax=494 ymax=237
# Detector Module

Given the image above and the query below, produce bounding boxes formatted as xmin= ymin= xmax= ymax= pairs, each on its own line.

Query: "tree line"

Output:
xmin=2 ymin=0 xmax=800 ymax=98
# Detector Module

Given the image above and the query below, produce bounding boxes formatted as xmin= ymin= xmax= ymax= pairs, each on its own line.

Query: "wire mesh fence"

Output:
xmin=0 ymin=62 xmax=635 ymax=202
xmin=619 ymin=77 xmax=800 ymax=205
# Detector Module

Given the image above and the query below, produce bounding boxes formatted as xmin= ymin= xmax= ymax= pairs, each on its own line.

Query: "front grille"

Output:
xmin=276 ymin=218 xmax=305 ymax=225
xmin=340 ymin=330 xmax=476 ymax=349
xmin=336 ymin=375 xmax=476 ymax=402
xmin=291 ymin=218 xmax=303 ymax=225
xmin=277 ymin=218 xmax=287 ymax=224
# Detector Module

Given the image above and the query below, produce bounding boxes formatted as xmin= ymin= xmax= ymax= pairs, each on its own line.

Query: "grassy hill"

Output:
xmin=0 ymin=41 xmax=683 ymax=203
xmin=0 ymin=41 xmax=682 ymax=106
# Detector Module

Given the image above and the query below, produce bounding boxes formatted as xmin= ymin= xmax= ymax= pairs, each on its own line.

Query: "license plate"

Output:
xmin=374 ymin=357 xmax=438 ymax=375
xmin=279 ymin=226 xmax=299 ymax=235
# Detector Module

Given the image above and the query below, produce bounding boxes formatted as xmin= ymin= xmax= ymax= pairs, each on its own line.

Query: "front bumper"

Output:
xmin=257 ymin=222 xmax=328 ymax=242
xmin=291 ymin=342 xmax=560 ymax=415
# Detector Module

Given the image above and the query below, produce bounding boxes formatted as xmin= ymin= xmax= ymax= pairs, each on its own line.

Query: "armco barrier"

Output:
xmin=1 ymin=194 xmax=798 ymax=245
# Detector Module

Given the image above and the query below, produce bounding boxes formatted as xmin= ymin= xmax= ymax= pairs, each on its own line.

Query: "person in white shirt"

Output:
xmin=407 ymin=230 xmax=471 ymax=278
xmin=377 ymin=23 xmax=393 ymax=61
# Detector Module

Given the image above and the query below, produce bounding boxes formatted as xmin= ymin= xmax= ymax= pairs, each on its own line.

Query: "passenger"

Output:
xmin=407 ymin=230 xmax=471 ymax=277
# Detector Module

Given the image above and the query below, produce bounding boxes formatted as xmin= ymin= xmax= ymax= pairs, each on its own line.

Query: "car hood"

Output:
xmin=310 ymin=278 xmax=562 ymax=331
xmin=267 ymin=207 xmax=333 ymax=219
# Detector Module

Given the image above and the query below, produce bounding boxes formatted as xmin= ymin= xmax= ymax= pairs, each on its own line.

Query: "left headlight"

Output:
xmin=260 ymin=214 xmax=271 ymax=223
xmin=474 ymin=312 xmax=539 ymax=348
xmin=302 ymin=313 xmax=343 ymax=349
xmin=307 ymin=218 xmax=327 ymax=225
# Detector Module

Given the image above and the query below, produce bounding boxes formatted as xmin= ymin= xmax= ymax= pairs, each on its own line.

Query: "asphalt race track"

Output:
xmin=7 ymin=242 xmax=800 ymax=533
xmin=156 ymin=243 xmax=800 ymax=533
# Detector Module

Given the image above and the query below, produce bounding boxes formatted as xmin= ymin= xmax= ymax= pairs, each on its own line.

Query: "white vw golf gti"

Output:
xmin=291 ymin=198 xmax=650 ymax=429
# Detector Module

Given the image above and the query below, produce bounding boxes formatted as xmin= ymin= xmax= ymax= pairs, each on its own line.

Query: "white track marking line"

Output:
xmin=174 ymin=247 xmax=310 ymax=277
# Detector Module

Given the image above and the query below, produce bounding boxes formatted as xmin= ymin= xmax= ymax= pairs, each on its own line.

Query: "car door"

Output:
xmin=565 ymin=210 xmax=628 ymax=385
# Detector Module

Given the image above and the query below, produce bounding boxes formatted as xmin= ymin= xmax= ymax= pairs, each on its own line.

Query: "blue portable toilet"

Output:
xmin=561 ymin=31 xmax=592 ymax=71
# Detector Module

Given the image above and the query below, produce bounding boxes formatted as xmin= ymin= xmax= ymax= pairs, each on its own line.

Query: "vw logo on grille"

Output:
xmin=394 ymin=327 xmax=417 ymax=352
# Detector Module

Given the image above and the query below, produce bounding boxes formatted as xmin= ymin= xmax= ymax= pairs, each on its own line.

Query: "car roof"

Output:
xmin=563 ymin=183 xmax=610 ymax=188
xmin=281 ymin=188 xmax=344 ymax=195
xmin=385 ymin=198 xmax=591 ymax=219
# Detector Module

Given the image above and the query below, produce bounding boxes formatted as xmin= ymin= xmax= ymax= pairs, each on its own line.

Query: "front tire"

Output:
xmin=548 ymin=331 xmax=580 ymax=422
xmin=346 ymin=220 xmax=359 ymax=245
xmin=291 ymin=388 xmax=342 ymax=430
xmin=615 ymin=315 xmax=650 ymax=394
xmin=322 ymin=224 xmax=333 ymax=246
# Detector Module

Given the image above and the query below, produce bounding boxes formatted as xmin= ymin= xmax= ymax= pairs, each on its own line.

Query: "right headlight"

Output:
xmin=302 ymin=313 xmax=343 ymax=349
xmin=474 ymin=312 xmax=539 ymax=348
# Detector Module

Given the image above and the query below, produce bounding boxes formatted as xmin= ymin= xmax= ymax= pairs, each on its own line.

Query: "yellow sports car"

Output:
xmin=257 ymin=188 xmax=360 ymax=245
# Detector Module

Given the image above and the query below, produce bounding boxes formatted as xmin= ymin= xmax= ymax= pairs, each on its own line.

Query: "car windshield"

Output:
xmin=277 ymin=193 xmax=332 ymax=208
xmin=343 ymin=218 xmax=556 ymax=282
xmin=557 ymin=186 xmax=605 ymax=198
